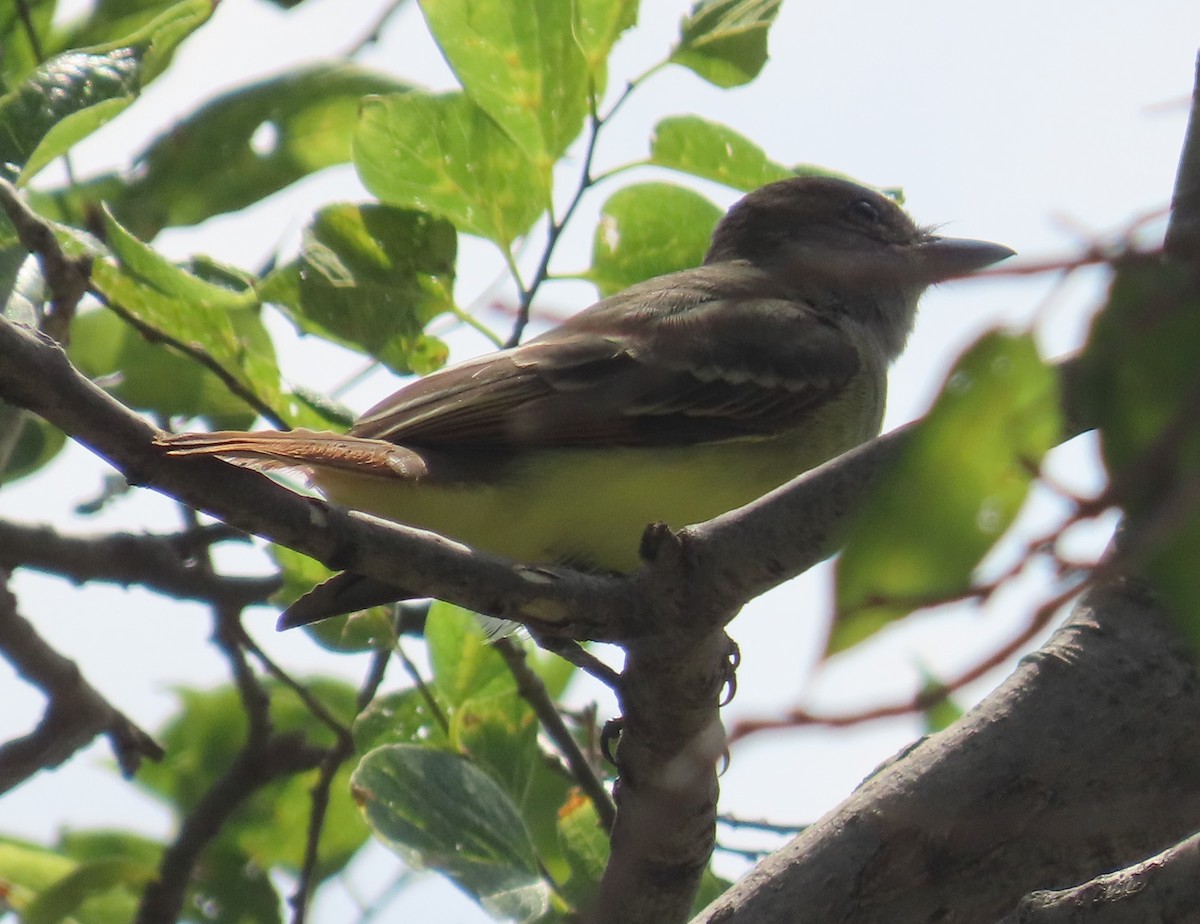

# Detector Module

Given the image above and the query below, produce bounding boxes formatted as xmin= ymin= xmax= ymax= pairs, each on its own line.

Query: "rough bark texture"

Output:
xmin=695 ymin=577 xmax=1200 ymax=923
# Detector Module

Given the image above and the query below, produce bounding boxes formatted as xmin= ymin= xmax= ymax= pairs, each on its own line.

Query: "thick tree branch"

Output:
xmin=997 ymin=832 xmax=1200 ymax=924
xmin=694 ymin=575 xmax=1200 ymax=923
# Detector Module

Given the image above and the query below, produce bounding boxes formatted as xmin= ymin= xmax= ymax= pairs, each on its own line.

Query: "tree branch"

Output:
xmin=0 ymin=570 xmax=163 ymax=794
xmin=997 ymin=831 xmax=1200 ymax=924
xmin=0 ymin=519 xmax=280 ymax=606
xmin=135 ymin=731 xmax=325 ymax=924
xmin=694 ymin=575 xmax=1200 ymax=923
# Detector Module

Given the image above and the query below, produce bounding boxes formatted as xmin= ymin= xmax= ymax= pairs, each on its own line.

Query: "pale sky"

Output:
xmin=4 ymin=1 xmax=1198 ymax=920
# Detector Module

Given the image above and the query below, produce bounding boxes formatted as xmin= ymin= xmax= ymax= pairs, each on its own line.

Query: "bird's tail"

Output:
xmin=154 ymin=429 xmax=428 ymax=479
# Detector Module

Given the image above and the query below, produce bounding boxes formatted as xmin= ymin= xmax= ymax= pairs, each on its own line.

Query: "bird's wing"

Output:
xmin=351 ymin=281 xmax=862 ymax=448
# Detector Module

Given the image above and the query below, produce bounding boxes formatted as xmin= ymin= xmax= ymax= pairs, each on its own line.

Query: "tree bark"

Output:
xmin=695 ymin=575 xmax=1200 ymax=923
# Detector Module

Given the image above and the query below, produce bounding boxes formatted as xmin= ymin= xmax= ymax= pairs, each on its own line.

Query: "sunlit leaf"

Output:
xmin=0 ymin=0 xmax=213 ymax=182
xmin=419 ymin=0 xmax=590 ymax=166
xmin=90 ymin=209 xmax=281 ymax=415
xmin=259 ymin=203 xmax=454 ymax=376
xmin=354 ymin=91 xmax=550 ymax=248
xmin=588 ymin=182 xmax=721 ymax=296
xmin=670 ymin=0 xmax=781 ymax=88
xmin=649 ymin=115 xmax=795 ymax=190
xmin=575 ymin=0 xmax=638 ymax=84
xmin=832 ymin=332 xmax=1061 ymax=654
xmin=21 ymin=859 xmax=155 ymax=924
xmin=353 ymin=744 xmax=552 ymax=922
xmin=54 ymin=0 xmax=203 ymax=54
xmin=0 ymin=49 xmax=141 ymax=182
xmin=425 ymin=602 xmax=516 ymax=708
xmin=39 ymin=64 xmax=410 ymax=240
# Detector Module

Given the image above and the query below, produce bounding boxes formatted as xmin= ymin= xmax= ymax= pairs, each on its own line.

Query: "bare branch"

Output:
xmin=493 ymin=637 xmax=617 ymax=831
xmin=0 ymin=519 xmax=280 ymax=606
xmin=997 ymin=831 xmax=1200 ymax=924
xmin=135 ymin=732 xmax=325 ymax=924
xmin=0 ymin=570 xmax=163 ymax=793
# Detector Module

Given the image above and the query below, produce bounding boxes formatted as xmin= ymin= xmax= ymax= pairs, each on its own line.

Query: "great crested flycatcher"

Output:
xmin=157 ymin=176 xmax=1013 ymax=629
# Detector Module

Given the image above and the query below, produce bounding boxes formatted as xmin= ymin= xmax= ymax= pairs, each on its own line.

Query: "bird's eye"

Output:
xmin=849 ymin=198 xmax=881 ymax=223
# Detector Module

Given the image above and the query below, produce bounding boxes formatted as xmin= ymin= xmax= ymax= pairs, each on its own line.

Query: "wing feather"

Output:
xmin=351 ymin=267 xmax=861 ymax=449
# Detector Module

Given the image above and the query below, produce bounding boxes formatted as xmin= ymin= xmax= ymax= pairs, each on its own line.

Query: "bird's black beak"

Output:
xmin=916 ymin=236 xmax=1015 ymax=281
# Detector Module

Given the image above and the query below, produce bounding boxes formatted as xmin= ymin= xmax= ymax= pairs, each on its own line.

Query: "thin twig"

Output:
xmin=343 ymin=0 xmax=412 ymax=57
xmin=93 ymin=288 xmax=289 ymax=428
xmin=135 ymin=732 xmax=326 ymax=924
xmin=504 ymin=78 xmax=641 ymax=347
xmin=0 ymin=179 xmax=90 ymax=341
xmin=290 ymin=647 xmax=390 ymax=924
xmin=493 ymin=637 xmax=616 ymax=831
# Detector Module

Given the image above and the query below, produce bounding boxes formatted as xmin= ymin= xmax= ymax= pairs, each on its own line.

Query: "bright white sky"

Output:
xmin=4 ymin=1 xmax=1199 ymax=920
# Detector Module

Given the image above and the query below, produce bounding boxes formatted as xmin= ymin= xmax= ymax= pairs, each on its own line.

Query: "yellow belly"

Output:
xmin=311 ymin=380 xmax=883 ymax=574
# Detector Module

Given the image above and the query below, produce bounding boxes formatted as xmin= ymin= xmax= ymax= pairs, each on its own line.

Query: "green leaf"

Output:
xmin=138 ymin=682 xmax=368 ymax=881
xmin=0 ymin=0 xmax=55 ymax=86
xmin=670 ymin=0 xmax=781 ymax=88
xmin=90 ymin=209 xmax=282 ymax=415
xmin=55 ymin=0 xmax=197 ymax=52
xmin=41 ymin=64 xmax=411 ymax=240
xmin=59 ymin=831 xmax=162 ymax=868
xmin=0 ymin=48 xmax=141 ymax=182
xmin=0 ymin=0 xmax=214 ymax=183
xmin=354 ymin=91 xmax=551 ymax=248
xmin=649 ymin=115 xmax=794 ymax=191
xmin=353 ymin=688 xmax=452 ymax=753
xmin=259 ymin=203 xmax=455 ymax=376
xmin=0 ymin=840 xmax=76 ymax=912
xmin=425 ymin=602 xmax=516 ymax=708
xmin=1076 ymin=257 xmax=1200 ymax=641
xmin=527 ymin=645 xmax=578 ymax=700
xmin=576 ymin=0 xmax=638 ymax=83
xmin=352 ymin=744 xmax=552 ymax=922
xmin=588 ymin=182 xmax=721 ymax=296
xmin=1 ymin=414 xmax=67 ymax=482
xmin=267 ymin=544 xmax=398 ymax=652
xmin=185 ymin=842 xmax=283 ymax=924
xmin=418 ymin=0 xmax=590 ymax=167
xmin=691 ymin=868 xmax=733 ymax=915
xmin=832 ymin=332 xmax=1061 ymax=653
xmin=68 ymin=308 xmax=256 ymax=428
xmin=455 ymin=691 xmax=574 ymax=875
xmin=96 ymin=0 xmax=213 ymax=84
xmin=21 ymin=858 xmax=156 ymax=924
xmin=557 ymin=794 xmax=608 ymax=910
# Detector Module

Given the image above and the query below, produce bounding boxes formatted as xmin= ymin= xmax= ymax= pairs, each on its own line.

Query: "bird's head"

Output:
xmin=705 ymin=176 xmax=1014 ymax=357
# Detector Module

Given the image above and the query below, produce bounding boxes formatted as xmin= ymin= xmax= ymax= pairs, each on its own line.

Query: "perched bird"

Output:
xmin=157 ymin=176 xmax=1013 ymax=630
